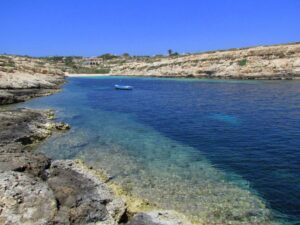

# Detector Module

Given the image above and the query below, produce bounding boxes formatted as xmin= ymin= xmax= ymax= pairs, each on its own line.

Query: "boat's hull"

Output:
xmin=114 ymin=85 xmax=133 ymax=90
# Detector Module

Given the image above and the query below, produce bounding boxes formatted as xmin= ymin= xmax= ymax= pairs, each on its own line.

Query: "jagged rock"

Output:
xmin=0 ymin=152 xmax=51 ymax=177
xmin=0 ymin=109 xmax=65 ymax=178
xmin=0 ymin=90 xmax=15 ymax=104
xmin=126 ymin=211 xmax=193 ymax=225
xmin=0 ymin=171 xmax=57 ymax=225
xmin=0 ymin=88 xmax=61 ymax=105
xmin=55 ymin=122 xmax=71 ymax=130
xmin=47 ymin=160 xmax=126 ymax=225
xmin=0 ymin=109 xmax=54 ymax=146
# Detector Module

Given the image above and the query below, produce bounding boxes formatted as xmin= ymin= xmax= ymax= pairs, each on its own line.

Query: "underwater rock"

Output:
xmin=208 ymin=113 xmax=240 ymax=125
xmin=126 ymin=210 xmax=193 ymax=225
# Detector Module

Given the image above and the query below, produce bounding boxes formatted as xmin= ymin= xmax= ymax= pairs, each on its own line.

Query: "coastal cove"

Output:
xmin=16 ymin=76 xmax=300 ymax=224
xmin=1 ymin=1 xmax=300 ymax=224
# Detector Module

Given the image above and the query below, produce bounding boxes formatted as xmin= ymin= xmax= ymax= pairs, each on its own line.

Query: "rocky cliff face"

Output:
xmin=108 ymin=43 xmax=300 ymax=79
xmin=0 ymin=55 xmax=65 ymax=105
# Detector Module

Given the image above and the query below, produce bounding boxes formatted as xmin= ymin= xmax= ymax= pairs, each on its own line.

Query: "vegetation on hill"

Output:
xmin=238 ymin=59 xmax=247 ymax=66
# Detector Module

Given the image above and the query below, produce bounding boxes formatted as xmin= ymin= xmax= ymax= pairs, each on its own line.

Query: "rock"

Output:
xmin=0 ymin=88 xmax=60 ymax=105
xmin=126 ymin=211 xmax=193 ymax=225
xmin=0 ymin=109 xmax=65 ymax=178
xmin=47 ymin=160 xmax=126 ymax=225
xmin=0 ymin=108 xmax=57 ymax=147
xmin=0 ymin=152 xmax=51 ymax=177
xmin=0 ymin=70 xmax=65 ymax=106
xmin=0 ymin=72 xmax=64 ymax=89
xmin=0 ymin=90 xmax=15 ymax=105
xmin=55 ymin=122 xmax=71 ymax=130
xmin=0 ymin=171 xmax=57 ymax=225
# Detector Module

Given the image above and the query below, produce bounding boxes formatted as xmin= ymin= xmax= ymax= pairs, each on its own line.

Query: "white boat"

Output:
xmin=114 ymin=84 xmax=133 ymax=90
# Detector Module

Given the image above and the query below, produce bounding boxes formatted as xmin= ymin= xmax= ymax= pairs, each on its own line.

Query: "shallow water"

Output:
xmin=19 ymin=76 xmax=300 ymax=224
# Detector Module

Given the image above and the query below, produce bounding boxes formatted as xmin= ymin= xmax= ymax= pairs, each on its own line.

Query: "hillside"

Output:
xmin=109 ymin=43 xmax=300 ymax=79
xmin=1 ymin=42 xmax=300 ymax=80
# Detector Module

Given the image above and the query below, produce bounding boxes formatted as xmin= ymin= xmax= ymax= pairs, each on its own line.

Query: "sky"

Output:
xmin=0 ymin=0 xmax=299 ymax=56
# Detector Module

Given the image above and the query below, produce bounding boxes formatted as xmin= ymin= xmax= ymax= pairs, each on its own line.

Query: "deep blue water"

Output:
xmin=20 ymin=76 xmax=300 ymax=224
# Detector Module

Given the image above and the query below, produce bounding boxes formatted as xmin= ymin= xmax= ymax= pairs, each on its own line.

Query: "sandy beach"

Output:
xmin=66 ymin=73 xmax=113 ymax=77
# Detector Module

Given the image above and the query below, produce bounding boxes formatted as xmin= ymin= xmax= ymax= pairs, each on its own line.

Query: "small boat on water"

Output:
xmin=114 ymin=84 xmax=133 ymax=90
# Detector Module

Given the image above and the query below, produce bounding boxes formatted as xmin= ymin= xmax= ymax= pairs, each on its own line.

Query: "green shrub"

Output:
xmin=64 ymin=57 xmax=75 ymax=67
xmin=47 ymin=56 xmax=64 ymax=62
xmin=238 ymin=59 xmax=247 ymax=66
xmin=98 ymin=54 xmax=118 ymax=60
xmin=95 ymin=68 xmax=111 ymax=74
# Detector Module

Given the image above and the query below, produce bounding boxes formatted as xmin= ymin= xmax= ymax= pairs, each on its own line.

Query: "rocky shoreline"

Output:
xmin=0 ymin=109 xmax=193 ymax=225
xmin=0 ymin=75 xmax=193 ymax=224
xmin=0 ymin=72 xmax=65 ymax=105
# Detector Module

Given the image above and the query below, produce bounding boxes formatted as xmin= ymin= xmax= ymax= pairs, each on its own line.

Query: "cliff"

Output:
xmin=0 ymin=55 xmax=65 ymax=104
xmin=1 ymin=42 xmax=300 ymax=80
xmin=107 ymin=43 xmax=300 ymax=79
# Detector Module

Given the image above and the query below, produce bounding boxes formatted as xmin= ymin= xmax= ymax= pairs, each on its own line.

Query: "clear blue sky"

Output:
xmin=0 ymin=0 xmax=299 ymax=56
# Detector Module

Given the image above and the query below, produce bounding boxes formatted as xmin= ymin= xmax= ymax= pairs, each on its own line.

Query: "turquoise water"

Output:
xmin=19 ymin=76 xmax=300 ymax=224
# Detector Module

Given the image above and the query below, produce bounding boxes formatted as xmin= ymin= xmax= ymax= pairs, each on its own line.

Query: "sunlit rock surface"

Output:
xmin=47 ymin=160 xmax=126 ymax=225
xmin=0 ymin=171 xmax=57 ymax=225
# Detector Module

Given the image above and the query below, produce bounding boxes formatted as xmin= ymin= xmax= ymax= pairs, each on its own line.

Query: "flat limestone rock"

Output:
xmin=0 ymin=108 xmax=53 ymax=146
xmin=0 ymin=70 xmax=65 ymax=105
xmin=0 ymin=88 xmax=61 ymax=105
xmin=126 ymin=211 xmax=193 ymax=225
xmin=47 ymin=160 xmax=126 ymax=225
xmin=0 ymin=171 xmax=57 ymax=225
xmin=0 ymin=108 xmax=70 ymax=152
xmin=0 ymin=72 xmax=64 ymax=89
xmin=0 ymin=152 xmax=51 ymax=177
